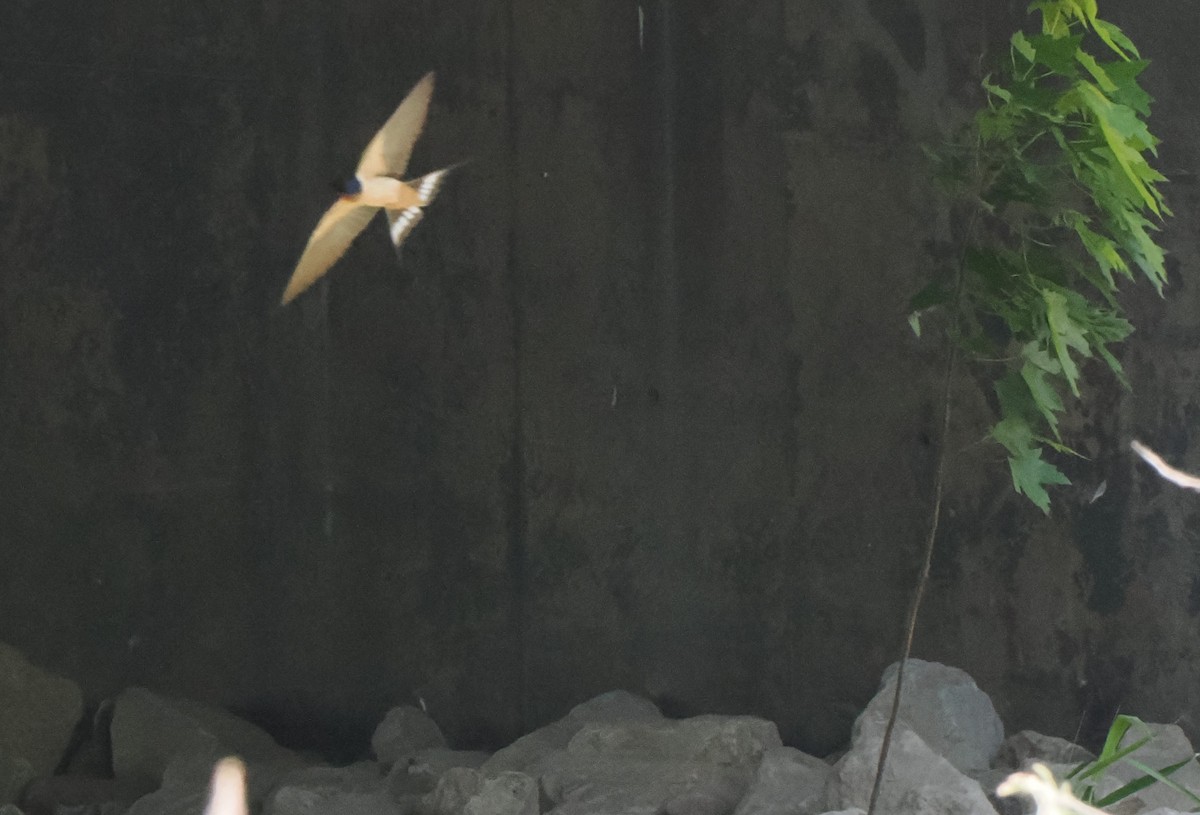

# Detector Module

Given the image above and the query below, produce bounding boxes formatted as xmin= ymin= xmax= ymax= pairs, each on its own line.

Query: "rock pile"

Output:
xmin=2 ymin=643 xmax=1197 ymax=815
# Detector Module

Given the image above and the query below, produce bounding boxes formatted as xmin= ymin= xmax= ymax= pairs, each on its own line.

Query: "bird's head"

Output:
xmin=329 ymin=176 xmax=363 ymax=197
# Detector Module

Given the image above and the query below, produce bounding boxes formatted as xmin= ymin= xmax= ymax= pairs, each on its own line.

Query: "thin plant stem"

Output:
xmin=868 ymin=333 xmax=960 ymax=815
xmin=866 ymin=333 xmax=959 ymax=815
xmin=866 ymin=213 xmax=972 ymax=814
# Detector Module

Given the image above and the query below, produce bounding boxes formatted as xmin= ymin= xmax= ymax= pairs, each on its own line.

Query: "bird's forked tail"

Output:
xmin=387 ymin=164 xmax=459 ymax=251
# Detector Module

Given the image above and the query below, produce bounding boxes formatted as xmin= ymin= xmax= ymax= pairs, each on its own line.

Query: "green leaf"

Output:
xmin=965 ymin=248 xmax=1015 ymax=291
xmin=1007 ymin=448 xmax=1071 ymax=513
xmin=1030 ymin=33 xmax=1084 ymax=76
xmin=1097 ymin=344 xmax=1130 ymax=388
xmin=982 ymin=76 xmax=1013 ymax=104
xmin=1043 ymin=289 xmax=1089 ymax=395
xmin=1118 ymin=757 xmax=1200 ymax=808
xmin=1093 ymin=18 xmax=1140 ymax=60
xmin=1077 ymin=82 xmax=1163 ymax=215
xmin=992 ymin=415 xmax=1034 ymax=455
xmin=1117 ymin=209 xmax=1168 ymax=290
xmin=1022 ymin=341 xmax=1062 ymax=374
xmin=1020 ymin=359 xmax=1065 ymax=438
xmin=1073 ymin=220 xmax=1129 ymax=288
xmin=1012 ymin=30 xmax=1036 ymax=63
xmin=1105 ymin=59 xmax=1152 ymax=114
xmin=1075 ymin=50 xmax=1117 ymax=92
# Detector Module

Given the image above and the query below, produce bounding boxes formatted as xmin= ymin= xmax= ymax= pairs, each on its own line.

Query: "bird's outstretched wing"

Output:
xmin=280 ymin=200 xmax=378 ymax=305
xmin=384 ymin=166 xmax=456 ymax=251
xmin=357 ymin=72 xmax=434 ymax=179
xmin=1131 ymin=439 xmax=1200 ymax=492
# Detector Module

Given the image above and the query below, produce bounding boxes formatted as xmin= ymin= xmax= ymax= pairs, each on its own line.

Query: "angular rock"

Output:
xmin=271 ymin=762 xmax=388 ymax=796
xmin=20 ymin=775 xmax=129 ymax=815
xmin=462 ymin=773 xmax=536 ymax=815
xmin=824 ymin=723 xmax=997 ymax=815
xmin=539 ymin=754 xmax=746 ymax=815
xmin=390 ymin=750 xmax=489 ymax=796
xmin=530 ymin=714 xmax=781 ymax=815
xmin=483 ymin=691 xmax=661 ymax=774
xmin=372 ymin=708 xmax=447 ymax=767
xmin=0 ymin=754 xmax=34 ymax=807
xmin=0 ymin=642 xmax=84 ymax=778
xmin=265 ymin=761 xmax=417 ymax=815
xmin=565 ymin=715 xmax=782 ymax=770
xmin=992 ymin=731 xmax=1093 ymax=771
xmin=123 ymin=778 xmax=208 ymax=815
xmin=421 ymin=768 xmax=481 ymax=815
xmin=110 ymin=688 xmax=301 ymax=790
xmin=266 ymin=786 xmax=407 ymax=815
xmin=733 ymin=746 xmax=830 ymax=815
xmin=421 ymin=768 xmax=535 ymax=815
xmin=858 ymin=660 xmax=1004 ymax=775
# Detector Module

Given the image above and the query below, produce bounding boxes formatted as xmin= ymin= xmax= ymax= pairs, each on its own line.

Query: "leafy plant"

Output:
xmin=1065 ymin=714 xmax=1200 ymax=809
xmin=910 ymin=0 xmax=1171 ymax=512
xmin=868 ymin=7 xmax=1170 ymax=814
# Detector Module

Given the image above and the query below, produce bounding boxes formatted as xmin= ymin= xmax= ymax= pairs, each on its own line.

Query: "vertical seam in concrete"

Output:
xmin=503 ymin=0 xmax=530 ymax=737
xmin=655 ymin=0 xmax=679 ymax=392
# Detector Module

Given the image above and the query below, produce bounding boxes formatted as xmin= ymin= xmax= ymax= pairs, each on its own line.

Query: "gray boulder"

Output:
xmin=123 ymin=775 xmax=208 ymax=815
xmin=371 ymin=707 xmax=447 ymax=767
xmin=110 ymin=688 xmax=302 ymax=791
xmin=266 ymin=786 xmax=407 ymax=815
xmin=824 ymin=722 xmax=997 ymax=815
xmin=992 ymin=731 xmax=1093 ymax=771
xmin=858 ymin=660 xmax=1004 ymax=776
xmin=420 ymin=768 xmax=536 ymax=815
xmin=534 ymin=714 xmax=782 ymax=815
xmin=0 ymin=642 xmax=84 ymax=778
xmin=0 ymin=754 xmax=34 ymax=807
xmin=265 ymin=762 xmax=414 ymax=815
xmin=483 ymin=691 xmax=661 ymax=774
xmin=390 ymin=750 xmax=490 ymax=796
xmin=565 ymin=715 xmax=781 ymax=770
xmin=539 ymin=753 xmax=745 ymax=815
xmin=733 ymin=746 xmax=830 ymax=815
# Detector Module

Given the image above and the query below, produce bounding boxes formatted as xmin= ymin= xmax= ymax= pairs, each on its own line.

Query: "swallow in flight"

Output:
xmin=280 ymin=72 xmax=457 ymax=305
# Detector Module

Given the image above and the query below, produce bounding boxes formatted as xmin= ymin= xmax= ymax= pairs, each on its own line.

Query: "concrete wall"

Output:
xmin=2 ymin=0 xmax=1199 ymax=757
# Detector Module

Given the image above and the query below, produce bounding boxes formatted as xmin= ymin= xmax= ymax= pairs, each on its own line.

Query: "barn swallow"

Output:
xmin=280 ymin=72 xmax=457 ymax=305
